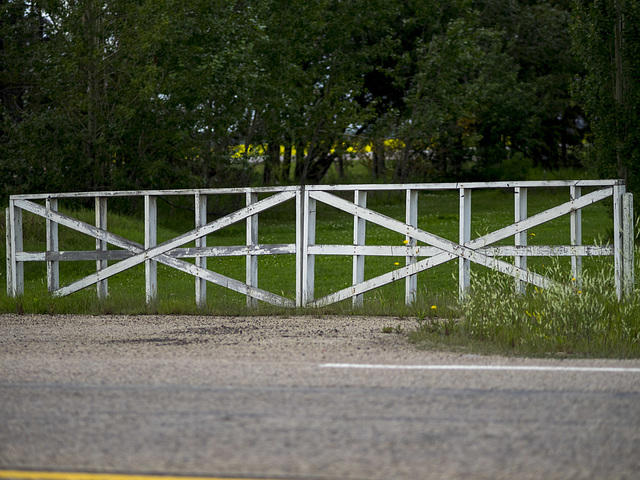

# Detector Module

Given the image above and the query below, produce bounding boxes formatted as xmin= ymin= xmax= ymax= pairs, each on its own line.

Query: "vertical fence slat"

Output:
xmin=145 ymin=195 xmax=158 ymax=304
xmin=9 ymin=200 xmax=24 ymax=297
xmin=570 ymin=185 xmax=582 ymax=289
xmin=613 ymin=184 xmax=625 ymax=300
xmin=195 ymin=192 xmax=207 ymax=308
xmin=303 ymin=191 xmax=316 ymax=306
xmin=405 ymin=189 xmax=418 ymax=305
xmin=352 ymin=190 xmax=367 ymax=308
xmin=459 ymin=188 xmax=471 ymax=300
xmin=246 ymin=191 xmax=259 ymax=308
xmin=514 ymin=187 xmax=528 ymax=294
xmin=46 ymin=197 xmax=59 ymax=292
xmin=5 ymin=208 xmax=13 ymax=297
xmin=95 ymin=197 xmax=108 ymax=299
xmin=296 ymin=188 xmax=304 ymax=307
xmin=623 ymin=192 xmax=635 ymax=298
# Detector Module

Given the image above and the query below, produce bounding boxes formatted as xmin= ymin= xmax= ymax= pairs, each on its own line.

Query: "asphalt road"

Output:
xmin=2 ymin=314 xmax=640 ymax=480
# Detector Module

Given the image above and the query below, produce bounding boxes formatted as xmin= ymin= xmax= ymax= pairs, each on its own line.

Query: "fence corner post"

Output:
xmin=8 ymin=200 xmax=24 ymax=298
xmin=623 ymin=192 xmax=634 ymax=299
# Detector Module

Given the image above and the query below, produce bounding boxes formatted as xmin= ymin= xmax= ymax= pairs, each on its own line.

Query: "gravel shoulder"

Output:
xmin=2 ymin=313 xmax=640 ymax=389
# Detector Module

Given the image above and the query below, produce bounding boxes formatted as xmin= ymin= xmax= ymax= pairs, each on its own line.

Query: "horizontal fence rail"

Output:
xmin=5 ymin=181 xmax=635 ymax=307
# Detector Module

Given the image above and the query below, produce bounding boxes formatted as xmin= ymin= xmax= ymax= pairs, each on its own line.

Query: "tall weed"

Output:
xmin=454 ymin=260 xmax=640 ymax=357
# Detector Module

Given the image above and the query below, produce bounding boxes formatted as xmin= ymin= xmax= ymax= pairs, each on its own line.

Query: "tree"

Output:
xmin=571 ymin=0 xmax=640 ymax=202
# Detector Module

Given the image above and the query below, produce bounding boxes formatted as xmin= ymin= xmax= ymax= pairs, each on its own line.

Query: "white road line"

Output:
xmin=319 ymin=363 xmax=640 ymax=373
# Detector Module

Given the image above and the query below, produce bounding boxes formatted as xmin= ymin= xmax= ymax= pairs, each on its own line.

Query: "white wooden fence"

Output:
xmin=5 ymin=181 xmax=635 ymax=308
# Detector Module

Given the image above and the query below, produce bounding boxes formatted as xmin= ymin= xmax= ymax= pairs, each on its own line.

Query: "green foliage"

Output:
xmin=1 ymin=0 xmax=591 ymax=195
xmin=571 ymin=0 xmax=640 ymax=208
xmin=411 ymin=260 xmax=640 ymax=357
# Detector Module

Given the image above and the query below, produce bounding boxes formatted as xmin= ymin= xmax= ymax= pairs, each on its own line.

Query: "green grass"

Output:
xmin=409 ymin=256 xmax=640 ymax=358
xmin=2 ymin=181 xmax=639 ymax=357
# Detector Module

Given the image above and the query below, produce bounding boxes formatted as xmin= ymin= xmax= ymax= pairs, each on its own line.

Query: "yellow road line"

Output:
xmin=0 ymin=471 xmax=285 ymax=480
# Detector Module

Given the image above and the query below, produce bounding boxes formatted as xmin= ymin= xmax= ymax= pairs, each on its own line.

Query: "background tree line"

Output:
xmin=1 ymin=0 xmax=639 ymax=200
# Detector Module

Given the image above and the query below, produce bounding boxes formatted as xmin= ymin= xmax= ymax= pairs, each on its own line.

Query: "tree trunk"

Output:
xmin=263 ymin=141 xmax=280 ymax=185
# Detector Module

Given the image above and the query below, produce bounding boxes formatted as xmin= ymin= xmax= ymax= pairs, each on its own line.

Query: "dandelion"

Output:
xmin=403 ymin=239 xmax=409 ymax=244
xmin=394 ymin=262 xmax=400 ymax=266
xmin=530 ymin=233 xmax=536 ymax=236
xmin=572 ymin=277 xmax=576 ymax=282
xmin=431 ymin=305 xmax=437 ymax=310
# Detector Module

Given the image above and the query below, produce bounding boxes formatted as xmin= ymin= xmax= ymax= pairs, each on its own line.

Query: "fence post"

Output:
xmin=95 ymin=197 xmax=108 ymax=299
xmin=302 ymin=189 xmax=316 ymax=306
xmin=613 ymin=184 xmax=626 ymax=300
xmin=195 ymin=192 xmax=207 ymax=308
xmin=296 ymin=187 xmax=304 ymax=307
xmin=246 ymin=191 xmax=259 ymax=308
xmin=46 ymin=197 xmax=60 ymax=293
xmin=5 ymin=208 xmax=13 ymax=296
xmin=514 ymin=187 xmax=528 ymax=294
xmin=352 ymin=190 xmax=367 ymax=308
xmin=9 ymin=200 xmax=24 ymax=297
xmin=459 ymin=188 xmax=471 ymax=300
xmin=623 ymin=192 xmax=635 ymax=298
xmin=570 ymin=185 xmax=582 ymax=289
xmin=145 ymin=195 xmax=158 ymax=305
xmin=406 ymin=189 xmax=418 ymax=305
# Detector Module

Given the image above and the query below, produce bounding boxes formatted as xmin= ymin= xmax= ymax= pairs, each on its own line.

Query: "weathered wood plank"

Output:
xmin=145 ymin=195 xmax=158 ymax=304
xmin=623 ymin=193 xmax=635 ymax=298
xmin=302 ymin=191 xmax=317 ymax=306
xmin=614 ymin=185 xmax=625 ymax=300
xmin=46 ymin=197 xmax=59 ymax=292
xmin=570 ymin=186 xmax=582 ymax=289
xmin=406 ymin=189 xmax=418 ymax=305
xmin=514 ymin=187 xmax=527 ymax=294
xmin=246 ymin=192 xmax=259 ymax=308
xmin=353 ymin=190 xmax=367 ymax=308
xmin=95 ymin=197 xmax=108 ymax=299
xmin=15 ymin=244 xmax=612 ymax=263
xmin=459 ymin=188 xmax=471 ymax=298
xmin=195 ymin=193 xmax=207 ymax=307
xmin=295 ymin=188 xmax=304 ymax=307
xmin=5 ymin=208 xmax=12 ymax=297
xmin=9 ymin=180 xmax=622 ymax=202
xmin=9 ymin=200 xmax=23 ymax=297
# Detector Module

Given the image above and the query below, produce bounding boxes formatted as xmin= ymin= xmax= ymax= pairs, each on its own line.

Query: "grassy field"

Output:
xmin=2 ymin=176 xmax=639 ymax=357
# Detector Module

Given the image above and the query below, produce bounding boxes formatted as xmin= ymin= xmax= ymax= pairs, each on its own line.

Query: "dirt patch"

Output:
xmin=0 ymin=313 xmax=418 ymax=357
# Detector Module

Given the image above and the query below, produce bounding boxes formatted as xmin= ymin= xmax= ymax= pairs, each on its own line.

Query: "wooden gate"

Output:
xmin=6 ymin=181 xmax=635 ymax=307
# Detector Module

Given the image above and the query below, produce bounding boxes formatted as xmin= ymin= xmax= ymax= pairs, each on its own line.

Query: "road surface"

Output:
xmin=1 ymin=314 xmax=640 ymax=479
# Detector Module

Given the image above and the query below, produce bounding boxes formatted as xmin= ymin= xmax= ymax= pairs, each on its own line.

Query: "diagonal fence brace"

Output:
xmin=307 ymin=188 xmax=613 ymax=305
xmin=15 ymin=192 xmax=296 ymax=306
